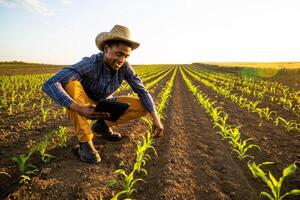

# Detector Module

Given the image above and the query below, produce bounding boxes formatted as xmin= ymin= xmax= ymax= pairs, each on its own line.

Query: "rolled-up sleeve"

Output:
xmin=124 ymin=64 xmax=156 ymax=113
xmin=42 ymin=57 xmax=94 ymax=108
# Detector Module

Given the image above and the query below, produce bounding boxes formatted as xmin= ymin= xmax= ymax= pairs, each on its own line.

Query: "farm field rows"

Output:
xmin=0 ymin=64 xmax=299 ymax=200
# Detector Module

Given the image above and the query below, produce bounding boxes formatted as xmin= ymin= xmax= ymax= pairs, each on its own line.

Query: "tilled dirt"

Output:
xmin=1 ymin=66 xmax=300 ymax=200
xmin=134 ymin=69 xmax=259 ymax=200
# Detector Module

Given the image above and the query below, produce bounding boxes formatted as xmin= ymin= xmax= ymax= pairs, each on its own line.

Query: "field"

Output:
xmin=0 ymin=62 xmax=300 ymax=200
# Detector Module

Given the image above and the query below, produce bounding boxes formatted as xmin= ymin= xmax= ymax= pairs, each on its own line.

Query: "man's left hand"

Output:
xmin=152 ymin=120 xmax=164 ymax=137
xmin=150 ymin=111 xmax=164 ymax=137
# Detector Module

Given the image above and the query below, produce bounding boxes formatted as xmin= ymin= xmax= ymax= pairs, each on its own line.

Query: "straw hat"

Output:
xmin=95 ymin=25 xmax=140 ymax=51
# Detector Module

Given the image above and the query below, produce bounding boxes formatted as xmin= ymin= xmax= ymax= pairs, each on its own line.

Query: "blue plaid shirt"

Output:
xmin=42 ymin=52 xmax=155 ymax=113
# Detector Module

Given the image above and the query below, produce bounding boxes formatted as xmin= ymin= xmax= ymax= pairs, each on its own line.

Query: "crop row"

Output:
xmin=181 ymin=67 xmax=300 ymax=200
xmin=184 ymin=67 xmax=300 ymax=133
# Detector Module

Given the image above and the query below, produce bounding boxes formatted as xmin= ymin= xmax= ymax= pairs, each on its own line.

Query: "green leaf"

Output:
xmin=114 ymin=169 xmax=127 ymax=179
xmin=140 ymin=168 xmax=148 ymax=176
xmin=260 ymin=191 xmax=274 ymax=200
xmin=282 ymin=163 xmax=296 ymax=177
xmin=289 ymin=189 xmax=300 ymax=195
xmin=268 ymin=172 xmax=278 ymax=187
xmin=111 ymin=190 xmax=128 ymax=200
xmin=259 ymin=162 xmax=275 ymax=167
xmin=280 ymin=189 xmax=300 ymax=199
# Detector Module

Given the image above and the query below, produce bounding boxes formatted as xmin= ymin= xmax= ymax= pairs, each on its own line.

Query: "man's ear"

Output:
xmin=103 ymin=44 xmax=109 ymax=54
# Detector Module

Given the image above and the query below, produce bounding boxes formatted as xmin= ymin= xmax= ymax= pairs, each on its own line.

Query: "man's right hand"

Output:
xmin=69 ymin=103 xmax=110 ymax=120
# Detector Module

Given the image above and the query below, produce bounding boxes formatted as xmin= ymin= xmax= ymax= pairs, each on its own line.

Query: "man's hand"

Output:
xmin=150 ymin=111 xmax=164 ymax=137
xmin=69 ymin=103 xmax=110 ymax=120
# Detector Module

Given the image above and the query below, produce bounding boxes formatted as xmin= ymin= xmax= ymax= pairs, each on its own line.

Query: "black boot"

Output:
xmin=72 ymin=141 xmax=101 ymax=164
xmin=92 ymin=120 xmax=122 ymax=141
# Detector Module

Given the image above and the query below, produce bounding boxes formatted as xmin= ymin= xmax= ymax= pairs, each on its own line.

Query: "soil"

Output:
xmin=1 ymin=66 xmax=299 ymax=200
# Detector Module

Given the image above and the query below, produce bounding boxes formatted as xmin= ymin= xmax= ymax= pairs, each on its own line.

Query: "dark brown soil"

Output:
xmin=0 ymin=68 xmax=174 ymax=200
xmin=135 ymin=69 xmax=259 ymax=200
xmin=1 ymin=66 xmax=300 ymax=200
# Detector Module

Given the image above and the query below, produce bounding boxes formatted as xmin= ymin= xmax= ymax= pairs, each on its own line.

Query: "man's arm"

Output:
xmin=42 ymin=57 xmax=92 ymax=108
xmin=124 ymin=64 xmax=164 ymax=137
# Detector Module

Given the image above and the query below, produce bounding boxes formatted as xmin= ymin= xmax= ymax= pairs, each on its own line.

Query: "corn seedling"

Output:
xmin=38 ymin=134 xmax=55 ymax=163
xmin=41 ymin=107 xmax=50 ymax=123
xmin=62 ymin=107 xmax=67 ymax=115
xmin=20 ymin=119 xmax=34 ymax=130
xmin=213 ymin=114 xmax=232 ymax=138
xmin=51 ymin=108 xmax=60 ymax=119
xmin=32 ymin=102 xmax=37 ymax=110
xmin=210 ymin=107 xmax=224 ymax=123
xmin=248 ymin=161 xmax=300 ymax=200
xmin=18 ymin=102 xmax=26 ymax=111
xmin=231 ymin=138 xmax=261 ymax=160
xmin=12 ymin=147 xmax=39 ymax=183
xmin=56 ymin=126 xmax=68 ymax=147
xmin=227 ymin=127 xmax=241 ymax=149
xmin=274 ymin=117 xmax=300 ymax=132
xmin=262 ymin=107 xmax=277 ymax=120
xmin=111 ymin=131 xmax=157 ymax=199
xmin=8 ymin=103 xmax=13 ymax=115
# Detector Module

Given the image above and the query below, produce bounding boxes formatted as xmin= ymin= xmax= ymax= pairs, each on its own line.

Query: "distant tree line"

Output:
xmin=0 ymin=61 xmax=65 ymax=67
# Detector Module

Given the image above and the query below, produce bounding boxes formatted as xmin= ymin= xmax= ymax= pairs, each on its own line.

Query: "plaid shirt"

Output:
xmin=42 ymin=52 xmax=155 ymax=113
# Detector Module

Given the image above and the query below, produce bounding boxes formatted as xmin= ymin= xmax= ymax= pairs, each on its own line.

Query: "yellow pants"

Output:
xmin=64 ymin=81 xmax=148 ymax=142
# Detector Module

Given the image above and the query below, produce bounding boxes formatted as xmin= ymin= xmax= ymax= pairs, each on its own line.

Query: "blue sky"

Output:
xmin=0 ymin=0 xmax=300 ymax=64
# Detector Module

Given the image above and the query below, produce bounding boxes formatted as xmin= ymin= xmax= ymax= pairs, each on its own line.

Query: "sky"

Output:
xmin=0 ymin=0 xmax=300 ymax=65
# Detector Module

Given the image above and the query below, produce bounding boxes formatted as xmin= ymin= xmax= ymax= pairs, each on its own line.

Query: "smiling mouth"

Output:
xmin=115 ymin=63 xmax=123 ymax=67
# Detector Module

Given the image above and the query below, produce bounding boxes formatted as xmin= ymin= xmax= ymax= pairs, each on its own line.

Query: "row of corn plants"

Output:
xmin=115 ymin=65 xmax=173 ymax=93
xmin=0 ymin=65 xmax=167 ymax=117
xmin=189 ymin=66 xmax=300 ymax=117
xmin=11 ymin=126 xmax=69 ymax=184
xmin=108 ymin=67 xmax=178 ymax=200
xmin=181 ymin=67 xmax=300 ymax=200
xmin=184 ymin=67 xmax=300 ymax=133
xmin=0 ymin=66 xmax=170 ymax=134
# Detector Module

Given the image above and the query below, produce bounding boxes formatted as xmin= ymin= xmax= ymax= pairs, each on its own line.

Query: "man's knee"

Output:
xmin=64 ymin=80 xmax=82 ymax=98
xmin=64 ymin=81 xmax=95 ymax=105
xmin=117 ymin=96 xmax=147 ymax=112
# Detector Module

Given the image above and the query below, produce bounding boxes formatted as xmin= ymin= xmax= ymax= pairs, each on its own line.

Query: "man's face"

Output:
xmin=103 ymin=43 xmax=131 ymax=71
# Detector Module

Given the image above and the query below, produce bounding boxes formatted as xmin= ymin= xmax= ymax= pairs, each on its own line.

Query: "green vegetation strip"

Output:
xmin=181 ymin=67 xmax=300 ymax=200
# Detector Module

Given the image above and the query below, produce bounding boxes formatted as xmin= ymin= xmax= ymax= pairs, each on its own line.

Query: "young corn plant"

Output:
xmin=38 ymin=134 xmax=55 ymax=163
xmin=262 ymin=107 xmax=277 ymax=121
xmin=210 ymin=107 xmax=224 ymax=124
xmin=111 ymin=131 xmax=157 ymax=200
xmin=62 ymin=107 xmax=67 ymax=115
xmin=231 ymin=138 xmax=261 ymax=160
xmin=245 ymin=101 xmax=261 ymax=111
xmin=55 ymin=126 xmax=68 ymax=147
xmin=109 ymin=67 xmax=177 ymax=199
xmin=18 ymin=102 xmax=26 ymax=112
xmin=12 ymin=147 xmax=39 ymax=183
xmin=8 ymin=103 xmax=13 ymax=116
xmin=51 ymin=108 xmax=60 ymax=119
xmin=248 ymin=161 xmax=300 ymax=200
xmin=274 ymin=116 xmax=300 ymax=132
xmin=213 ymin=114 xmax=232 ymax=138
xmin=227 ymin=127 xmax=241 ymax=149
xmin=20 ymin=119 xmax=34 ymax=130
xmin=40 ymin=107 xmax=51 ymax=123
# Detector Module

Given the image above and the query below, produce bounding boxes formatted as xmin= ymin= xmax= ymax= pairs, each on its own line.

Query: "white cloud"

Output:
xmin=22 ymin=0 xmax=55 ymax=15
xmin=61 ymin=0 xmax=72 ymax=5
xmin=0 ymin=0 xmax=55 ymax=15
xmin=0 ymin=0 xmax=17 ymax=7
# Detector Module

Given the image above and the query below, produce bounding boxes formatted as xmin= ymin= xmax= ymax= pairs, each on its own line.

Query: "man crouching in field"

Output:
xmin=42 ymin=25 xmax=163 ymax=164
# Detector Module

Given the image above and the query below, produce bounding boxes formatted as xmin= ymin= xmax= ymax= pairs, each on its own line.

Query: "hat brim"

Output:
xmin=95 ymin=32 xmax=140 ymax=51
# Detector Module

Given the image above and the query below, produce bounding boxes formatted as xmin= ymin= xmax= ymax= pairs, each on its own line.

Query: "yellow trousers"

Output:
xmin=64 ymin=81 xmax=148 ymax=142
